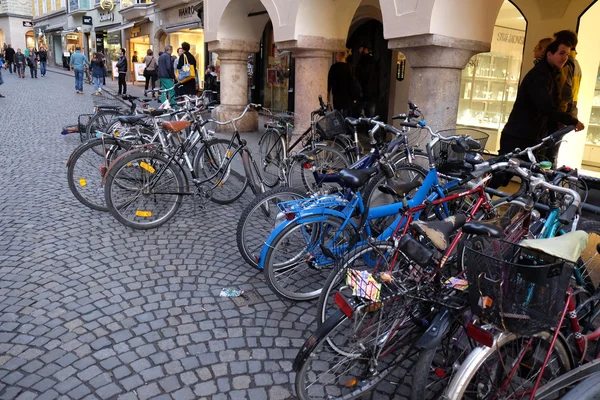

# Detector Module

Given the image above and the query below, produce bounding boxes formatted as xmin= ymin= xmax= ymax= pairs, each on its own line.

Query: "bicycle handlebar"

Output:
xmin=210 ymin=103 xmax=262 ymax=126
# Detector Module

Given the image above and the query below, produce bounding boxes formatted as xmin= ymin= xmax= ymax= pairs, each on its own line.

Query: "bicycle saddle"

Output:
xmin=143 ymin=109 xmax=167 ymax=117
xmin=377 ymin=178 xmax=421 ymax=198
xmin=278 ymin=113 xmax=293 ymax=122
xmin=411 ymin=214 xmax=468 ymax=251
xmin=96 ymin=105 xmax=121 ymax=110
xmin=345 ymin=117 xmax=361 ymax=126
xmin=338 ymin=167 xmax=378 ymax=189
xmin=519 ymin=230 xmax=589 ymax=263
xmin=162 ymin=121 xmax=191 ymax=132
xmin=122 ymin=95 xmax=139 ymax=101
xmin=117 ymin=115 xmax=146 ymax=124
xmin=462 ymin=217 xmax=511 ymax=238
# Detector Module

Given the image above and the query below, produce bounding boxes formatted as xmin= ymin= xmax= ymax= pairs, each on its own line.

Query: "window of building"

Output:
xmin=456 ymin=0 xmax=526 ymax=153
xmin=51 ymin=0 xmax=57 ymax=11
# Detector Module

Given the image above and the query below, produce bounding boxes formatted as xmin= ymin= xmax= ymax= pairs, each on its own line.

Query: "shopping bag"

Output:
xmin=176 ymin=54 xmax=196 ymax=83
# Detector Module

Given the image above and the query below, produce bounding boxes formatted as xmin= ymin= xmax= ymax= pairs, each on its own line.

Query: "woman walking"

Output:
xmin=116 ymin=48 xmax=128 ymax=95
xmin=143 ymin=49 xmax=158 ymax=96
xmin=90 ymin=52 xmax=106 ymax=95
xmin=27 ymin=51 xmax=38 ymax=78
xmin=14 ymin=49 xmax=26 ymax=79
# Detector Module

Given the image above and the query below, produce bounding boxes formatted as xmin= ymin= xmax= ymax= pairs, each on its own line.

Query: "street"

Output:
xmin=0 ymin=70 xmax=412 ymax=399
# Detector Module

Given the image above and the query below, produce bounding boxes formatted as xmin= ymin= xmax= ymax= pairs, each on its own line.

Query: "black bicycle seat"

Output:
xmin=278 ymin=113 xmax=293 ymax=122
xmin=122 ymin=95 xmax=139 ymax=101
xmin=377 ymin=178 xmax=421 ymax=198
xmin=462 ymin=217 xmax=510 ymax=238
xmin=339 ymin=167 xmax=378 ymax=189
xmin=143 ymin=109 xmax=167 ymax=117
xmin=96 ymin=105 xmax=121 ymax=110
xmin=411 ymin=214 xmax=468 ymax=251
xmin=117 ymin=115 xmax=146 ymax=124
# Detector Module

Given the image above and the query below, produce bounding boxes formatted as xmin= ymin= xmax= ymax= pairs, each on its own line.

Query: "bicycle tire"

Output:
xmin=67 ymin=137 xmax=132 ymax=212
xmin=104 ymin=150 xmax=186 ymax=229
xmin=193 ymin=138 xmax=248 ymax=205
xmin=262 ymin=215 xmax=358 ymax=301
xmin=258 ymin=128 xmax=284 ymax=188
xmin=361 ymin=163 xmax=428 ymax=236
xmin=288 ymin=145 xmax=350 ymax=192
xmin=236 ymin=186 xmax=308 ymax=269
xmin=444 ymin=331 xmax=572 ymax=400
xmin=84 ymin=110 xmax=125 ymax=143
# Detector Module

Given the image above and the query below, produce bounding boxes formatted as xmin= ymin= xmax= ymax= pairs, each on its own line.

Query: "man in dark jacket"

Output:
xmin=499 ymin=40 xmax=584 ymax=157
xmin=116 ymin=48 xmax=128 ymax=95
xmin=38 ymin=47 xmax=48 ymax=77
xmin=327 ymin=52 xmax=354 ymax=117
xmin=5 ymin=45 xmax=15 ymax=74
xmin=157 ymin=45 xmax=175 ymax=103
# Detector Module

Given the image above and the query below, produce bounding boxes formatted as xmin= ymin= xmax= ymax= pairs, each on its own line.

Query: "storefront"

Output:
xmin=25 ymin=30 xmax=35 ymax=50
xmin=456 ymin=1 xmax=526 ymax=153
xmin=62 ymin=31 xmax=82 ymax=54
xmin=161 ymin=3 xmax=205 ymax=87
xmin=125 ymin=20 xmax=152 ymax=83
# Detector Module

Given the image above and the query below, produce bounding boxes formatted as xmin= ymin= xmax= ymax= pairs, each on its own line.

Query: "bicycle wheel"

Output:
xmin=362 ymin=163 xmax=428 ymax=236
xmin=316 ymin=241 xmax=396 ymax=327
xmin=84 ymin=110 xmax=125 ymax=143
xmin=67 ymin=137 xmax=132 ymax=212
xmin=258 ymin=128 xmax=284 ymax=188
xmin=262 ymin=215 xmax=357 ymax=301
xmin=236 ymin=186 xmax=308 ymax=269
xmin=295 ymin=302 xmax=420 ymax=399
xmin=288 ymin=145 xmax=350 ymax=192
xmin=104 ymin=151 xmax=186 ymax=229
xmin=444 ymin=331 xmax=571 ymax=400
xmin=576 ymin=219 xmax=600 ymax=291
xmin=193 ymin=138 xmax=248 ymax=205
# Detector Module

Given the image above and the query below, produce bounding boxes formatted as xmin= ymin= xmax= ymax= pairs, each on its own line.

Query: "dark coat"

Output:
xmin=176 ymin=51 xmax=197 ymax=95
xmin=5 ymin=47 xmax=15 ymax=62
xmin=328 ymin=62 xmax=354 ymax=113
xmin=14 ymin=53 xmax=25 ymax=65
xmin=500 ymin=58 xmax=579 ymax=153
xmin=38 ymin=50 xmax=47 ymax=62
xmin=157 ymin=52 xmax=174 ymax=79
xmin=90 ymin=60 xmax=105 ymax=78
xmin=116 ymin=55 xmax=127 ymax=73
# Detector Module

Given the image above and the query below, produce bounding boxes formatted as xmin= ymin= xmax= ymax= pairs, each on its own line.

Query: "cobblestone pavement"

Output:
xmin=0 ymin=70 xmax=413 ymax=399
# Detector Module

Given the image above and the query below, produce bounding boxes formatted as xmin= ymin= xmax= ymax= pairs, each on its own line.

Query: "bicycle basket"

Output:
xmin=432 ymin=128 xmax=488 ymax=173
xmin=92 ymin=91 xmax=127 ymax=110
xmin=316 ymin=110 xmax=347 ymax=140
xmin=465 ymin=237 xmax=573 ymax=336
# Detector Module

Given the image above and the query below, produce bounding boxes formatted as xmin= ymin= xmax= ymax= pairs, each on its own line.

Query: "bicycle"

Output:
xmin=102 ymin=103 xmax=269 ymax=229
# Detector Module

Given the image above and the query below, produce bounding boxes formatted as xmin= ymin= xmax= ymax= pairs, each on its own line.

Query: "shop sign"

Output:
xmin=99 ymin=11 xmax=114 ymax=22
xmin=66 ymin=34 xmax=79 ymax=40
xmin=121 ymin=0 xmax=132 ymax=7
xmin=96 ymin=36 xmax=104 ymax=52
xmin=100 ymin=0 xmax=114 ymax=11
xmin=23 ymin=21 xmax=33 ymax=27
xmin=107 ymin=31 xmax=120 ymax=45
xmin=82 ymin=16 xmax=93 ymax=25
xmin=492 ymin=26 xmax=525 ymax=59
xmin=131 ymin=26 xmax=141 ymax=37
xmin=178 ymin=5 xmax=195 ymax=19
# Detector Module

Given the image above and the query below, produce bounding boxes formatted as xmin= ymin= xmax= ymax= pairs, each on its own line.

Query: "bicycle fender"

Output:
xmin=257 ymin=209 xmax=353 ymax=270
xmin=415 ymin=308 xmax=452 ymax=350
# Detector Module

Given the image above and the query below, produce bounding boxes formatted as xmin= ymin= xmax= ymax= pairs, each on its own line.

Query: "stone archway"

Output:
xmin=154 ymin=29 xmax=167 ymax=52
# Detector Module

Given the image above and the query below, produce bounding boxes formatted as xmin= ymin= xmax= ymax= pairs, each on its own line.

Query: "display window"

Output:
xmin=261 ymin=23 xmax=290 ymax=112
xmin=169 ymin=29 xmax=205 ymax=86
xmin=456 ymin=0 xmax=525 ymax=152
xmin=129 ymin=34 xmax=151 ymax=82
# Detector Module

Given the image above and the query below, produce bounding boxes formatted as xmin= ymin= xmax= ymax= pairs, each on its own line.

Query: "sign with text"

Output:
xmin=99 ymin=11 xmax=114 ymax=23
xmin=82 ymin=16 xmax=93 ymax=25
xmin=23 ymin=21 xmax=33 ymax=27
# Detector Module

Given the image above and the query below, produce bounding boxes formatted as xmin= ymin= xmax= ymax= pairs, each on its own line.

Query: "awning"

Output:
xmin=106 ymin=22 xmax=134 ymax=33
xmin=164 ymin=21 xmax=201 ymax=34
xmin=44 ymin=23 xmax=64 ymax=32
xmin=95 ymin=23 xmax=121 ymax=32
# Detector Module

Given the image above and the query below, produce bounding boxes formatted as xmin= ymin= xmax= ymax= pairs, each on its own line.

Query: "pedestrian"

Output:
xmin=143 ymin=49 xmax=158 ymax=96
xmin=533 ymin=37 xmax=552 ymax=64
xmin=90 ymin=52 xmax=105 ymax=96
xmin=132 ymin=51 xmax=138 ymax=63
xmin=27 ymin=50 xmax=38 ymax=78
xmin=116 ymin=48 xmax=128 ymax=95
xmin=157 ymin=45 xmax=175 ymax=103
xmin=24 ymin=47 xmax=29 ymax=57
xmin=5 ymin=44 xmax=15 ymax=74
xmin=173 ymin=48 xmax=183 ymax=76
xmin=0 ymin=54 xmax=5 ymax=98
xmin=204 ymin=65 xmax=218 ymax=91
xmin=554 ymin=30 xmax=581 ymax=119
xmin=498 ymin=40 xmax=584 ymax=160
xmin=69 ymin=46 xmax=91 ymax=94
xmin=38 ymin=46 xmax=48 ymax=77
xmin=175 ymin=42 xmax=197 ymax=96
xmin=327 ymin=51 xmax=355 ymax=117
xmin=355 ymin=47 xmax=376 ymax=117
xmin=14 ymin=48 xmax=26 ymax=79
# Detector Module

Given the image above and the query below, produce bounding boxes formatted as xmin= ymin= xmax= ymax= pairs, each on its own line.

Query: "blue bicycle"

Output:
xmin=258 ymin=118 xmax=489 ymax=301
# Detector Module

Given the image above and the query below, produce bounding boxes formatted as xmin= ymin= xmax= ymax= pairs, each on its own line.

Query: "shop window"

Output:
xmin=169 ymin=29 xmax=205 ymax=88
xmin=456 ymin=0 xmax=525 ymax=152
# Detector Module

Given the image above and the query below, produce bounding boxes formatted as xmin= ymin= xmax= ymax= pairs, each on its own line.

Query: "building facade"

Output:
xmin=0 ymin=0 xmax=33 ymax=51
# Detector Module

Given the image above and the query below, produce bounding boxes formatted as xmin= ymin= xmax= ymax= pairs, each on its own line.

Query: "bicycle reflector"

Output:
xmin=334 ymin=292 xmax=354 ymax=318
xmin=466 ymin=323 xmax=493 ymax=348
xmin=285 ymin=212 xmax=295 ymax=221
xmin=302 ymin=162 xmax=312 ymax=169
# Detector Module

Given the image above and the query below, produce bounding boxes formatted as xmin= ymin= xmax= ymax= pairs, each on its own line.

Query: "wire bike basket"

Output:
xmin=465 ymin=237 xmax=573 ymax=336
xmin=432 ymin=128 xmax=488 ymax=174
xmin=277 ymin=195 xmax=348 ymax=215
xmin=316 ymin=110 xmax=347 ymax=140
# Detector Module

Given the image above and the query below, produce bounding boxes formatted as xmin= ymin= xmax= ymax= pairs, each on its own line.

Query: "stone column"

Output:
xmin=208 ymin=40 xmax=259 ymax=132
xmin=277 ymin=37 xmax=345 ymax=136
xmin=389 ymin=34 xmax=490 ymax=137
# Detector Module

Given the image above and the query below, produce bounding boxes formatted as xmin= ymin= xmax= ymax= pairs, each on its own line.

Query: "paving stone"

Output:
xmin=194 ymin=381 xmax=217 ymax=397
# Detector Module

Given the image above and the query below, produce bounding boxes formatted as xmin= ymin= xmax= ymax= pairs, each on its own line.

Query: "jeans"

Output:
xmin=40 ymin=61 xmax=46 ymax=76
xmin=93 ymin=76 xmax=103 ymax=92
xmin=118 ymin=73 xmax=127 ymax=94
xmin=29 ymin=65 xmax=37 ymax=78
xmin=74 ymin=68 xmax=84 ymax=91
xmin=16 ymin=63 xmax=24 ymax=75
